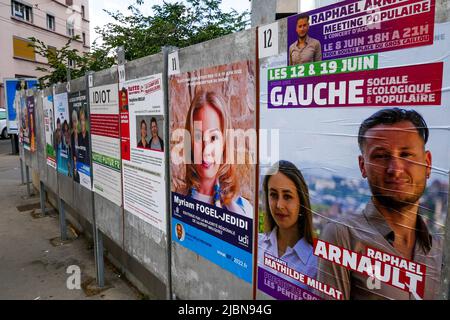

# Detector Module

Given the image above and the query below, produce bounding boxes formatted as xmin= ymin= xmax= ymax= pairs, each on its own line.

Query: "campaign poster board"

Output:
xmin=3 ymin=78 xmax=38 ymax=135
xmin=169 ymin=60 xmax=256 ymax=283
xmin=43 ymin=95 xmax=56 ymax=169
xmin=258 ymin=14 xmax=449 ymax=300
xmin=286 ymin=0 xmax=436 ymax=65
xmin=90 ymin=83 xmax=122 ymax=206
xmin=54 ymin=92 xmax=71 ymax=176
xmin=69 ymin=90 xmax=91 ymax=190
xmin=120 ymin=74 xmax=166 ymax=231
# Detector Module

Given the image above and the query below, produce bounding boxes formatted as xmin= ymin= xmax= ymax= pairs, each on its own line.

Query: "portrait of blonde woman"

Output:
xmin=183 ymin=90 xmax=253 ymax=219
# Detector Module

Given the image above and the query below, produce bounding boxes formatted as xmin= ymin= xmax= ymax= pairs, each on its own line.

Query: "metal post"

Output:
xmin=58 ymin=197 xmax=67 ymax=241
xmin=25 ymin=165 xmax=31 ymax=196
xmin=19 ymin=158 xmax=25 ymax=185
xmin=39 ymin=181 xmax=47 ymax=216
xmin=163 ymin=46 xmax=176 ymax=300
xmin=440 ymin=174 xmax=450 ymax=299
xmin=93 ymin=225 xmax=105 ymax=288
xmin=10 ymin=135 xmax=14 ymax=155
xmin=86 ymin=71 xmax=104 ymax=288
xmin=117 ymin=46 xmax=125 ymax=65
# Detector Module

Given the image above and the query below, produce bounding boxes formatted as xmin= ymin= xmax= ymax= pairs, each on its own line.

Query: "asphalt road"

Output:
xmin=0 ymin=137 xmax=13 ymax=155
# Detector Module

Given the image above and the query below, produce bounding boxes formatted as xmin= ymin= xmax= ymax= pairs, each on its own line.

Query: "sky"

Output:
xmin=89 ymin=0 xmax=252 ymax=46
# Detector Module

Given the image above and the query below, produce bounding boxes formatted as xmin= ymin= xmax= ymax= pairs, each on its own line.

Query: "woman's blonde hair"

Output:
xmin=185 ymin=90 xmax=238 ymax=205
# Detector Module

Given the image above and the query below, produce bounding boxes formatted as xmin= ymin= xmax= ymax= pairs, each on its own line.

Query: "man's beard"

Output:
xmin=369 ymin=184 xmax=425 ymax=211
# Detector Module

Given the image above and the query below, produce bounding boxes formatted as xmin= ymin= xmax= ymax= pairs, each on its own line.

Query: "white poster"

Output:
xmin=120 ymin=74 xmax=166 ymax=232
xmin=43 ymin=95 xmax=56 ymax=169
xmin=90 ymin=83 xmax=122 ymax=206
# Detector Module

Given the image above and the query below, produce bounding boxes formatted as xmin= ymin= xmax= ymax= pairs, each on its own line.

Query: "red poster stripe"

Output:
xmin=91 ymin=114 xmax=120 ymax=138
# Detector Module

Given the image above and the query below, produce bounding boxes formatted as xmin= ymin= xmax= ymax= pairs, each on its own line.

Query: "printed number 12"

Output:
xmin=264 ymin=29 xmax=272 ymax=49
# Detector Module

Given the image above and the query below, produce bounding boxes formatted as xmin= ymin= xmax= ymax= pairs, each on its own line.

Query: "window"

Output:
xmin=81 ymin=5 xmax=85 ymax=19
xmin=47 ymin=46 xmax=57 ymax=63
xmin=11 ymin=1 xmax=33 ymax=23
xmin=46 ymin=14 xmax=55 ymax=31
xmin=0 ymin=110 xmax=6 ymax=120
xmin=47 ymin=46 xmax=57 ymax=56
xmin=82 ymin=32 xmax=86 ymax=45
xmin=68 ymin=59 xmax=76 ymax=68
xmin=66 ymin=21 xmax=75 ymax=37
xmin=13 ymin=37 xmax=35 ymax=61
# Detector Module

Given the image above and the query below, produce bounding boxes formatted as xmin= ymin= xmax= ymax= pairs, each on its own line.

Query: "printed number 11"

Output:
xmin=172 ymin=58 xmax=177 ymax=71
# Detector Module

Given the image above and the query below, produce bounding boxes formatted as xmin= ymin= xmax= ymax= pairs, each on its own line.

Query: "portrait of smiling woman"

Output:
xmin=184 ymin=90 xmax=253 ymax=219
xmin=137 ymin=119 xmax=149 ymax=149
xmin=258 ymin=160 xmax=317 ymax=286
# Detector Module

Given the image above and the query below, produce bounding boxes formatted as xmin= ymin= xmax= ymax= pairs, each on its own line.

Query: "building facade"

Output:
xmin=0 ymin=0 xmax=90 ymax=107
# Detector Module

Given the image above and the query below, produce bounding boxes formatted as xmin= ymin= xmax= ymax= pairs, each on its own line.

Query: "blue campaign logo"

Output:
xmin=171 ymin=192 xmax=253 ymax=283
xmin=78 ymin=163 xmax=90 ymax=176
xmin=172 ymin=217 xmax=252 ymax=283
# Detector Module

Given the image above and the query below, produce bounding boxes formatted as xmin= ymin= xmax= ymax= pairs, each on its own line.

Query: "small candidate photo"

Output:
xmin=288 ymin=13 xmax=322 ymax=66
xmin=135 ymin=115 xmax=164 ymax=151
xmin=58 ymin=119 xmax=73 ymax=176
xmin=258 ymin=160 xmax=318 ymax=291
xmin=76 ymin=106 xmax=90 ymax=166
xmin=175 ymin=223 xmax=185 ymax=241
xmin=70 ymin=104 xmax=90 ymax=181
xmin=120 ymin=88 xmax=128 ymax=112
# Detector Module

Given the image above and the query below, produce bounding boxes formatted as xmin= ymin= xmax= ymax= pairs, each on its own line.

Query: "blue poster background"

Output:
xmin=172 ymin=192 xmax=253 ymax=283
xmin=4 ymin=79 xmax=38 ymax=134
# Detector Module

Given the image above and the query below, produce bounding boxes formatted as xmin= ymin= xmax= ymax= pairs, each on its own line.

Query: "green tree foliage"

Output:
xmin=95 ymin=0 xmax=249 ymax=61
xmin=28 ymin=36 xmax=115 ymax=88
xmin=28 ymin=36 xmax=83 ymax=88
xmin=29 ymin=0 xmax=249 ymax=87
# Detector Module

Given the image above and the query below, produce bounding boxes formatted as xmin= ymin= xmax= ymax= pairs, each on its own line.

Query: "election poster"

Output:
xmin=257 ymin=11 xmax=449 ymax=300
xmin=22 ymin=95 xmax=36 ymax=152
xmin=120 ymin=74 xmax=166 ymax=231
xmin=69 ymin=90 xmax=91 ymax=189
xmin=287 ymin=0 xmax=436 ymax=65
xmin=169 ymin=60 xmax=256 ymax=283
xmin=3 ymin=78 xmax=38 ymax=135
xmin=90 ymin=83 xmax=122 ymax=206
xmin=43 ymin=95 xmax=56 ymax=169
xmin=53 ymin=92 xmax=71 ymax=176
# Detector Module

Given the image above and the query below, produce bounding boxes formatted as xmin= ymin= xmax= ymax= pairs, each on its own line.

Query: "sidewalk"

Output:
xmin=0 ymin=139 xmax=142 ymax=300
